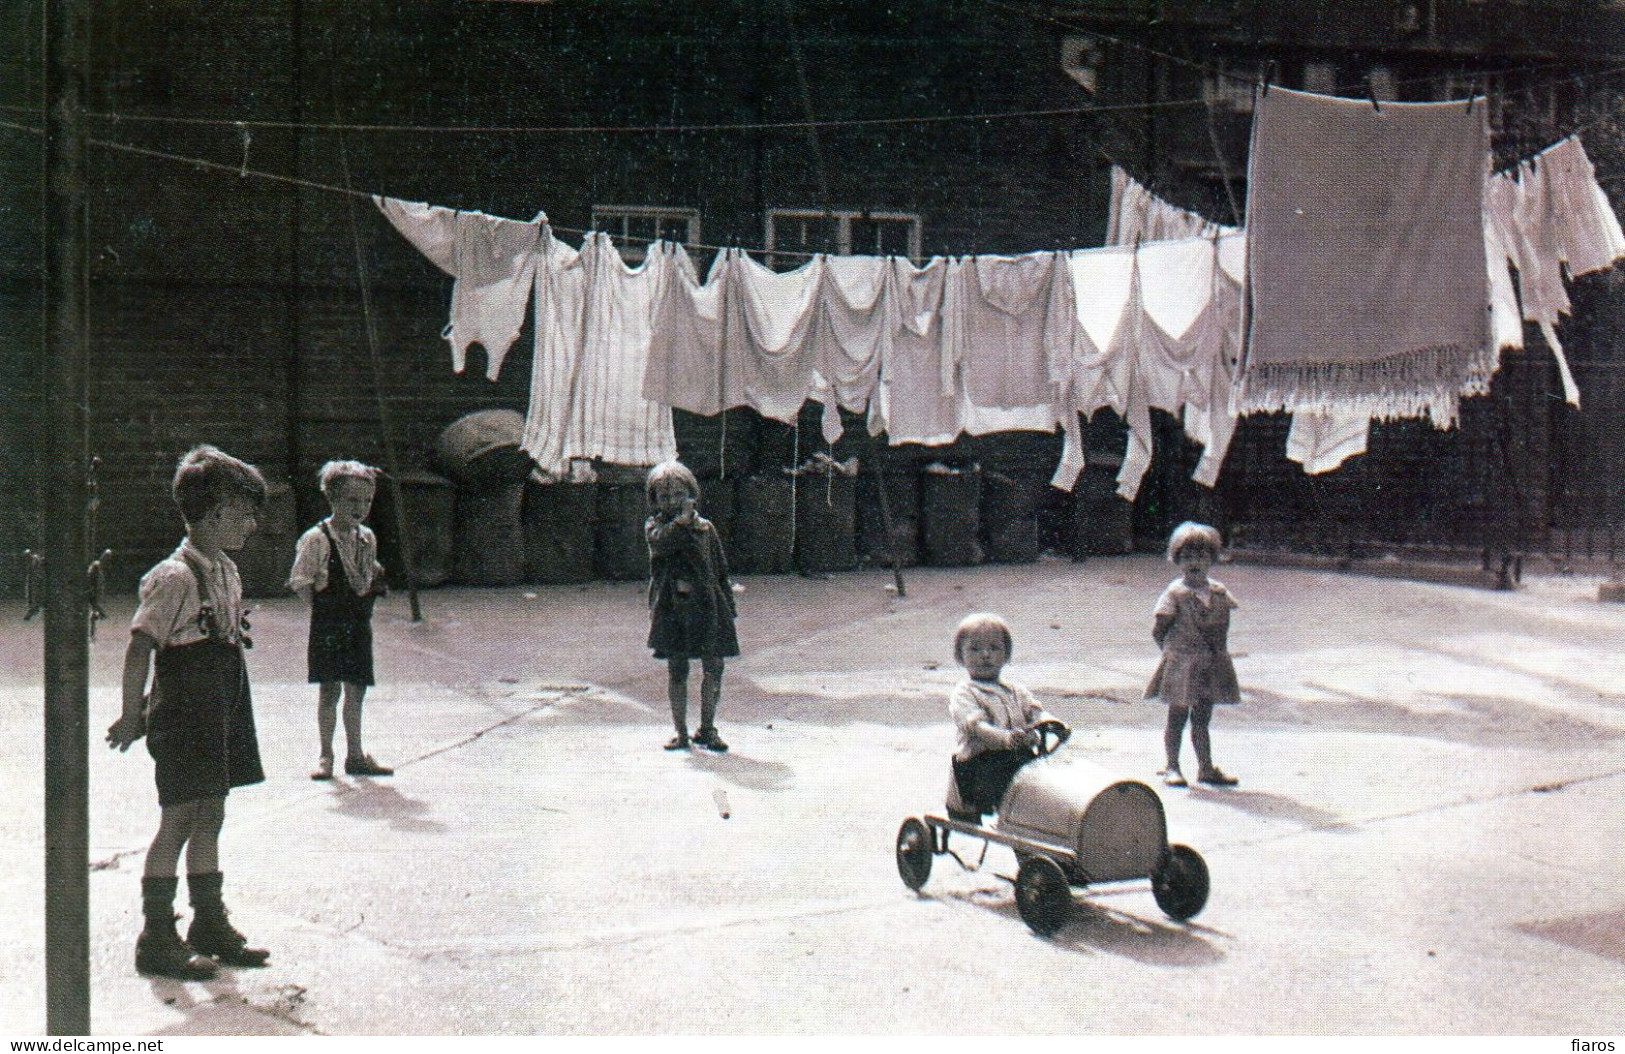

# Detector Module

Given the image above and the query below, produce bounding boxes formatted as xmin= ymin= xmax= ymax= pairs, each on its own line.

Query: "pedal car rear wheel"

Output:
xmin=1152 ymin=843 xmax=1209 ymax=920
xmin=1014 ymin=856 xmax=1071 ymax=936
xmin=895 ymin=818 xmax=933 ymax=891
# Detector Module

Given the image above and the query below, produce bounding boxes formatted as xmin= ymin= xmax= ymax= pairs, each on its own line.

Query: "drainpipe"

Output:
xmin=42 ymin=0 xmax=91 ymax=1035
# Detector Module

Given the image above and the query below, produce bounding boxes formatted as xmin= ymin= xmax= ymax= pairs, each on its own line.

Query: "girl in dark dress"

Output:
xmin=645 ymin=461 xmax=739 ymax=752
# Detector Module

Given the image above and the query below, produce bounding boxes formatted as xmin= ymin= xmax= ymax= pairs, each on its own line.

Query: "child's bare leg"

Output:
xmin=183 ymin=796 xmax=225 ymax=876
xmin=698 ymin=658 xmax=724 ymax=733
xmin=1162 ymin=705 xmax=1189 ymax=782
xmin=1163 ymin=705 xmax=1188 ymax=770
xmin=694 ymin=659 xmax=728 ymax=751
xmin=341 ymin=681 xmax=368 ymax=760
xmin=1191 ymin=700 xmax=1235 ymax=783
xmin=317 ymin=681 xmax=341 ymax=759
xmin=182 ymin=795 xmax=269 ymax=965
xmin=665 ymin=659 xmax=691 ymax=747
xmin=143 ymin=801 xmax=199 ymax=878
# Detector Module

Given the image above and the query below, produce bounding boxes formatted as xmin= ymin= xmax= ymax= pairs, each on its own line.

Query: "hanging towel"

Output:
xmin=522 ymin=232 xmax=587 ymax=473
xmin=1052 ymin=244 xmax=1138 ymax=490
xmin=1240 ymin=88 xmax=1491 ymax=423
xmin=644 ymin=245 xmax=729 ymax=416
xmin=1286 ymin=412 xmax=1371 ymax=474
xmin=570 ymin=234 xmax=679 ymax=468
xmin=374 ymin=197 xmax=544 ymax=380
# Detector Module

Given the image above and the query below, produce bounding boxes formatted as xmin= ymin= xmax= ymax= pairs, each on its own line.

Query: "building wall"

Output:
xmin=5 ymin=0 xmax=1625 ymax=594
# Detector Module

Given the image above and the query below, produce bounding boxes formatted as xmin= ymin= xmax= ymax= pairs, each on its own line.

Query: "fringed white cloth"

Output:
xmin=1240 ymin=88 xmax=1492 ymax=425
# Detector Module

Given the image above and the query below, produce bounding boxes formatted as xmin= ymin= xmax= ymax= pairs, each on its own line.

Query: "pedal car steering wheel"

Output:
xmin=1032 ymin=719 xmax=1071 ymax=756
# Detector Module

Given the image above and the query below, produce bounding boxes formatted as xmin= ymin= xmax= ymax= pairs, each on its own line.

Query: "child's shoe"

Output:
xmin=310 ymin=755 xmax=334 ymax=781
xmin=135 ymin=918 xmax=218 ymax=980
xmin=663 ymin=733 xmax=691 ymax=751
xmin=1160 ymin=768 xmax=1188 ymax=788
xmin=1197 ymin=768 xmax=1239 ymax=787
xmin=186 ymin=910 xmax=270 ymax=967
xmin=693 ymin=727 xmax=729 ymax=752
xmin=345 ymin=754 xmax=393 ymax=777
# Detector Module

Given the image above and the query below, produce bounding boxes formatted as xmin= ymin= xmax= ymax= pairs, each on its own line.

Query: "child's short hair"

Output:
xmin=1167 ymin=521 xmax=1223 ymax=563
xmin=318 ymin=460 xmax=380 ymax=496
xmin=172 ymin=445 xmax=268 ymax=526
xmin=954 ymin=612 xmax=1014 ymax=662
xmin=645 ymin=460 xmax=700 ymax=505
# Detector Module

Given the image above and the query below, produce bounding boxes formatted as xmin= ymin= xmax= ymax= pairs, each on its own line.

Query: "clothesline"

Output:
xmin=69 ymin=97 xmax=1207 ymax=135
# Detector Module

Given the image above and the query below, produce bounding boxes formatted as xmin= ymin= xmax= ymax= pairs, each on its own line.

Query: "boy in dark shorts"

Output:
xmin=289 ymin=460 xmax=391 ymax=780
xmin=106 ymin=445 xmax=271 ymax=979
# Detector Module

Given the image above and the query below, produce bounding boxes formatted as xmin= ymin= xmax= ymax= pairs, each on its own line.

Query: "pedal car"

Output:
xmin=894 ymin=721 xmax=1210 ymax=936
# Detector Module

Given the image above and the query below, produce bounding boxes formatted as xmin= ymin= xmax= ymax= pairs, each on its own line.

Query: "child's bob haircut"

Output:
xmin=1166 ymin=521 xmax=1223 ymax=563
xmin=954 ymin=612 xmax=1014 ymax=663
xmin=318 ymin=460 xmax=380 ymax=496
xmin=645 ymin=460 xmax=701 ymax=505
xmin=172 ymin=445 xmax=268 ymax=526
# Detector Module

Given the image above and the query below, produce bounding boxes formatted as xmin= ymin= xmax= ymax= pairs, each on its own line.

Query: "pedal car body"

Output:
xmin=895 ymin=724 xmax=1209 ymax=935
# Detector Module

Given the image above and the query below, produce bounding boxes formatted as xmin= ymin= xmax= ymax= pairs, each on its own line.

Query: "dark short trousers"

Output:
xmin=952 ymin=748 xmax=1036 ymax=814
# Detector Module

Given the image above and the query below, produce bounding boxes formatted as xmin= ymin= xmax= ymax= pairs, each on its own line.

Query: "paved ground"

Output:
xmin=1 ymin=556 xmax=1622 ymax=1035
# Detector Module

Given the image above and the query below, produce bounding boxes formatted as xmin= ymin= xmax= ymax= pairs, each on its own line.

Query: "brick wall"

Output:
xmin=7 ymin=0 xmax=1625 ymax=595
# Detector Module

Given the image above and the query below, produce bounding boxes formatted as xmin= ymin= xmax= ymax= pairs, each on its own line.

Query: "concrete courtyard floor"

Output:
xmin=1 ymin=555 xmax=1622 ymax=1035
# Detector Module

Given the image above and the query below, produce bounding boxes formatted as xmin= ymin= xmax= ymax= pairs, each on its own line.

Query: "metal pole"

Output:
xmin=42 ymin=0 xmax=91 ymax=1035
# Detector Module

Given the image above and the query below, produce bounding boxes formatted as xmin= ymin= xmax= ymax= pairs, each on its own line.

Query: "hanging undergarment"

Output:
xmin=1286 ymin=412 xmax=1371 ymax=474
xmin=944 ymin=251 xmax=1073 ymax=410
xmin=374 ymin=197 xmax=544 ymax=380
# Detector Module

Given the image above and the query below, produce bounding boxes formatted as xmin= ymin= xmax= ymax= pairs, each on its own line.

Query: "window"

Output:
xmin=590 ymin=206 xmax=701 ymax=262
xmin=1302 ymin=62 xmax=1338 ymax=95
xmin=1202 ymin=61 xmax=1256 ymax=113
xmin=764 ymin=208 xmax=922 ymax=269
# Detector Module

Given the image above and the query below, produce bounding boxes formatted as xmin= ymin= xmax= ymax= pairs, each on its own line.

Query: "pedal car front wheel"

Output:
xmin=1014 ymin=855 xmax=1071 ymax=936
xmin=895 ymin=817 xmax=933 ymax=892
xmin=1152 ymin=843 xmax=1209 ymax=920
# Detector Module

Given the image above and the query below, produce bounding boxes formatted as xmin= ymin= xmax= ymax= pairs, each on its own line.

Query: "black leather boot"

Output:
xmin=185 ymin=872 xmax=270 ymax=967
xmin=136 ymin=876 xmax=218 ymax=980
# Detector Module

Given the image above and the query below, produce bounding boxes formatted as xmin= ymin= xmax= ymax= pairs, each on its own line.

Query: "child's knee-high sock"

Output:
xmin=699 ymin=663 xmax=723 ymax=733
xmin=667 ymin=662 xmax=690 ymax=734
xmin=141 ymin=875 xmax=180 ymax=935
xmin=1163 ymin=707 xmax=1188 ymax=771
